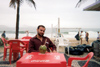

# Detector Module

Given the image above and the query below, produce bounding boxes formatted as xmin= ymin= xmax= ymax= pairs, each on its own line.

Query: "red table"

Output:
xmin=16 ymin=52 xmax=67 ymax=67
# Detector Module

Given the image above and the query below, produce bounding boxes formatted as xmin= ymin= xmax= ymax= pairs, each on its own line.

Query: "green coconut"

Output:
xmin=39 ymin=45 xmax=47 ymax=54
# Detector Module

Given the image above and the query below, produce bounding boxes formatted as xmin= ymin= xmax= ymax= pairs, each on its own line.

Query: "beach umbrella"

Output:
xmin=9 ymin=0 xmax=36 ymax=39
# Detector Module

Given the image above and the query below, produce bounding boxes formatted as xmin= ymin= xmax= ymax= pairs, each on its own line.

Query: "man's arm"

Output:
xmin=28 ymin=39 xmax=39 ymax=53
xmin=49 ymin=38 xmax=57 ymax=52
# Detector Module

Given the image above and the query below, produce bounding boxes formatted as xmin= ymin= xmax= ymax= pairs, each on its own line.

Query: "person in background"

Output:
xmin=80 ymin=31 xmax=83 ymax=44
xmin=1 ymin=31 xmax=6 ymax=38
xmin=85 ymin=32 xmax=89 ymax=44
xmin=28 ymin=25 xmax=56 ymax=53
xmin=97 ymin=31 xmax=100 ymax=39
xmin=26 ymin=31 xmax=29 ymax=36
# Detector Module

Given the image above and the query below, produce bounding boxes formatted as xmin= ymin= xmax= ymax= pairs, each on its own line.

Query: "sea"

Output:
xmin=0 ymin=28 xmax=100 ymax=39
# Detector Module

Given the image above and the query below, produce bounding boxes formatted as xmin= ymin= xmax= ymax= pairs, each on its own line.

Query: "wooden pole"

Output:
xmin=51 ymin=24 xmax=53 ymax=38
xmin=58 ymin=18 xmax=60 ymax=34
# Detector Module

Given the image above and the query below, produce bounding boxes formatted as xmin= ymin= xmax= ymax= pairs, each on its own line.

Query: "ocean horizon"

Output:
xmin=0 ymin=28 xmax=100 ymax=39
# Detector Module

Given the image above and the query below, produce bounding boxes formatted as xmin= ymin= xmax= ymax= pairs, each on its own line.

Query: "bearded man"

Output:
xmin=28 ymin=25 xmax=56 ymax=53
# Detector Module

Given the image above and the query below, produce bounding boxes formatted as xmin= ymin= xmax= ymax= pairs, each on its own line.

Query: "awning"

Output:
xmin=83 ymin=1 xmax=100 ymax=11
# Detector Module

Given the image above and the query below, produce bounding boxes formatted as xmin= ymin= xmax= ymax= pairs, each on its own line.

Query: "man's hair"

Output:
xmin=37 ymin=25 xmax=45 ymax=29
xmin=3 ymin=31 xmax=5 ymax=33
xmin=81 ymin=31 xmax=83 ymax=32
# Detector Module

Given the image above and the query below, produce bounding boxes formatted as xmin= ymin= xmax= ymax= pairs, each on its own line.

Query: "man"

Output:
xmin=80 ymin=31 xmax=83 ymax=44
xmin=26 ymin=30 xmax=29 ymax=36
xmin=28 ymin=25 xmax=56 ymax=53
xmin=97 ymin=31 xmax=100 ymax=39
xmin=1 ymin=31 xmax=6 ymax=38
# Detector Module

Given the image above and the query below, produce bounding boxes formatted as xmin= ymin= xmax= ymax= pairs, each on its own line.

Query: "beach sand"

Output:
xmin=51 ymin=38 xmax=96 ymax=46
xmin=68 ymin=38 xmax=96 ymax=46
xmin=51 ymin=38 xmax=96 ymax=53
xmin=0 ymin=38 xmax=96 ymax=53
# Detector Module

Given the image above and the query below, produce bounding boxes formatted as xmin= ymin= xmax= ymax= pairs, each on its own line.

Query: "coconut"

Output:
xmin=39 ymin=45 xmax=47 ymax=54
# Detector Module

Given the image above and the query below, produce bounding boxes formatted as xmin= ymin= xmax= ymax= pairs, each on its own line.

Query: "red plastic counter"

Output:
xmin=16 ymin=52 xmax=67 ymax=67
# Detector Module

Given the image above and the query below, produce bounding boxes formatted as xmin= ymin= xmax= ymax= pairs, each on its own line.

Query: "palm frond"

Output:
xmin=9 ymin=0 xmax=17 ymax=8
xmin=9 ymin=0 xmax=24 ymax=8
xmin=75 ymin=0 xmax=87 ymax=8
xmin=19 ymin=0 xmax=24 ymax=6
xmin=26 ymin=0 xmax=36 ymax=9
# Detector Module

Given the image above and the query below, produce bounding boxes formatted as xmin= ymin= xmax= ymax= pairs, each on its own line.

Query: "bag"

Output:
xmin=92 ymin=40 xmax=100 ymax=48
xmin=92 ymin=40 xmax=100 ymax=57
xmin=65 ymin=44 xmax=93 ymax=55
xmin=65 ymin=46 xmax=84 ymax=55
xmin=75 ymin=33 xmax=80 ymax=41
xmin=77 ymin=44 xmax=93 ymax=52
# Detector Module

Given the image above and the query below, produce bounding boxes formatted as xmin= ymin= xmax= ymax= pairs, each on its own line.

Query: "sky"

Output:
xmin=0 ymin=0 xmax=100 ymax=28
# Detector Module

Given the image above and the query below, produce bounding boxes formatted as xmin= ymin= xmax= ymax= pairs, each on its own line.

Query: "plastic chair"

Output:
xmin=67 ymin=52 xmax=94 ymax=67
xmin=1 ymin=37 xmax=10 ymax=61
xmin=22 ymin=36 xmax=32 ymax=39
xmin=21 ymin=36 xmax=32 ymax=52
xmin=8 ymin=40 xmax=26 ymax=64
xmin=56 ymin=37 xmax=70 ymax=53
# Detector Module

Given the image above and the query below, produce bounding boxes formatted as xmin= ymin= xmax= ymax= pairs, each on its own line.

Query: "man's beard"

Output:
xmin=38 ymin=33 xmax=44 ymax=37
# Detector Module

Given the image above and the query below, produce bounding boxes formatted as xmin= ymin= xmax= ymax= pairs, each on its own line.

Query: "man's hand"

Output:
xmin=52 ymin=50 xmax=57 ymax=53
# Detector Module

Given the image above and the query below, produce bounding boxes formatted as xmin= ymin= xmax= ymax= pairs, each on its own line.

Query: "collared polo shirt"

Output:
xmin=28 ymin=35 xmax=56 ymax=53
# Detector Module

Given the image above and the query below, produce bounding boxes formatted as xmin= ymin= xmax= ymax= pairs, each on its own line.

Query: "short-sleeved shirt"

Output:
xmin=80 ymin=33 xmax=83 ymax=38
xmin=28 ymin=35 xmax=56 ymax=53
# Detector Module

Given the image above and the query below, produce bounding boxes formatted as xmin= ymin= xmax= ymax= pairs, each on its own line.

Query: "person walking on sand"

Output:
xmin=80 ymin=31 xmax=83 ymax=45
xmin=85 ymin=32 xmax=89 ymax=44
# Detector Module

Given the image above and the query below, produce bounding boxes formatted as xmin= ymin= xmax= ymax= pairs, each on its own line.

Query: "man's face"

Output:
xmin=37 ymin=27 xmax=45 ymax=37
